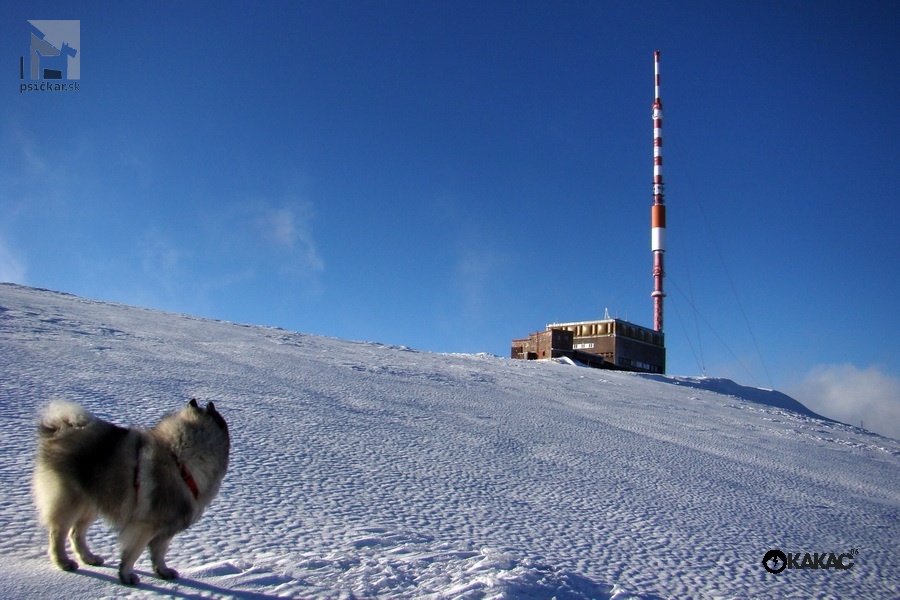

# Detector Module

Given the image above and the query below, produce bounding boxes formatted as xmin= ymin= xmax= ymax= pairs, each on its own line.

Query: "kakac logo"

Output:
xmin=763 ymin=549 xmax=858 ymax=574
xmin=19 ymin=20 xmax=80 ymax=93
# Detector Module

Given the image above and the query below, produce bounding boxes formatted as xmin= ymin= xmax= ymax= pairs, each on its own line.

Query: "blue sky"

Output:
xmin=3 ymin=1 xmax=898 ymax=434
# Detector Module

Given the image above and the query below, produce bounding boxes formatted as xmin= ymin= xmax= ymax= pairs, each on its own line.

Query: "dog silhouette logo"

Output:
xmin=22 ymin=21 xmax=80 ymax=81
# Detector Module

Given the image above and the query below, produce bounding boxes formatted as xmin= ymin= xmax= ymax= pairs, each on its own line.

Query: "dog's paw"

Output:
xmin=82 ymin=553 xmax=104 ymax=566
xmin=57 ymin=558 xmax=79 ymax=572
xmin=154 ymin=565 xmax=179 ymax=580
xmin=118 ymin=569 xmax=140 ymax=585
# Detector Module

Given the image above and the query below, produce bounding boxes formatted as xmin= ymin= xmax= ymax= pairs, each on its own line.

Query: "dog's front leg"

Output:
xmin=118 ymin=525 xmax=155 ymax=585
xmin=149 ymin=534 xmax=178 ymax=580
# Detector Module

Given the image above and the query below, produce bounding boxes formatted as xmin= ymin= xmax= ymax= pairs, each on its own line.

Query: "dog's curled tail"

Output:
xmin=38 ymin=400 xmax=95 ymax=437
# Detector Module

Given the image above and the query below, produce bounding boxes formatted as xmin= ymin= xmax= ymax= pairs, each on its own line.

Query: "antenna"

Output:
xmin=651 ymin=50 xmax=666 ymax=332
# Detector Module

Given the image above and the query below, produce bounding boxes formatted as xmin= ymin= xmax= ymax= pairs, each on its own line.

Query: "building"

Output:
xmin=548 ymin=318 xmax=665 ymax=373
xmin=511 ymin=318 xmax=666 ymax=374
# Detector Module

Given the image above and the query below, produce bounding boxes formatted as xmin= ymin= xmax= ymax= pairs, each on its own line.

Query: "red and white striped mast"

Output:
xmin=651 ymin=50 xmax=666 ymax=333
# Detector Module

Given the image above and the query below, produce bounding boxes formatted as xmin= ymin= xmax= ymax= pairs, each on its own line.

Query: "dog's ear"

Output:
xmin=189 ymin=398 xmax=200 ymax=409
xmin=205 ymin=402 xmax=228 ymax=431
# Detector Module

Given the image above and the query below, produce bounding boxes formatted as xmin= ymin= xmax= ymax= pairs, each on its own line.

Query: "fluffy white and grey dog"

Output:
xmin=33 ymin=399 xmax=230 ymax=585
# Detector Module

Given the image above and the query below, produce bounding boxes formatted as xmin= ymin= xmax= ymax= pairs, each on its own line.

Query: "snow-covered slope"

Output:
xmin=0 ymin=283 xmax=897 ymax=599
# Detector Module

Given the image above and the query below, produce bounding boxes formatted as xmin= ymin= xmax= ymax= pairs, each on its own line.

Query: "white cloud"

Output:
xmin=257 ymin=204 xmax=324 ymax=275
xmin=140 ymin=229 xmax=183 ymax=291
xmin=269 ymin=207 xmax=298 ymax=248
xmin=453 ymin=243 xmax=506 ymax=323
xmin=788 ymin=364 xmax=900 ymax=440
xmin=0 ymin=237 xmax=27 ymax=284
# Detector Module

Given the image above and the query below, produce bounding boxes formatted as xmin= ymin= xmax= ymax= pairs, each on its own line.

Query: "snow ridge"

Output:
xmin=1 ymin=284 xmax=898 ymax=599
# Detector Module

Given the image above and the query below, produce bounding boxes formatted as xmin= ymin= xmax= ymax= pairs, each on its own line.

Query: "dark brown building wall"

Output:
xmin=611 ymin=337 xmax=666 ymax=373
xmin=510 ymin=330 xmax=574 ymax=361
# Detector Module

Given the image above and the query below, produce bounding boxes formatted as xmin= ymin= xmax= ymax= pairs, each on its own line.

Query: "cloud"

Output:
xmin=0 ymin=236 xmax=27 ymax=284
xmin=256 ymin=204 xmax=324 ymax=275
xmin=455 ymin=250 xmax=497 ymax=316
xmin=139 ymin=229 xmax=183 ymax=292
xmin=452 ymin=235 xmax=508 ymax=324
xmin=787 ymin=364 xmax=900 ymax=439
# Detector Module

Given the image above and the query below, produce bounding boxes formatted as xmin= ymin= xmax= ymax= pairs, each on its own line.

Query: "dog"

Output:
xmin=33 ymin=399 xmax=229 ymax=585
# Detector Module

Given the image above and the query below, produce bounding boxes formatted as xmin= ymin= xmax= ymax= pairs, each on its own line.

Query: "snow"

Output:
xmin=0 ymin=283 xmax=898 ymax=599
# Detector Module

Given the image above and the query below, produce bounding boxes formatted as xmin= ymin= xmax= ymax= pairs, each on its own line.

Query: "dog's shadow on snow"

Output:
xmin=74 ymin=566 xmax=286 ymax=600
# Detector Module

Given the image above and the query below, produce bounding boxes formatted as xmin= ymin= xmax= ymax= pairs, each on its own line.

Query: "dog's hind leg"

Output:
xmin=70 ymin=509 xmax=104 ymax=566
xmin=34 ymin=470 xmax=79 ymax=571
xmin=48 ymin=524 xmax=78 ymax=571
xmin=149 ymin=534 xmax=178 ymax=580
